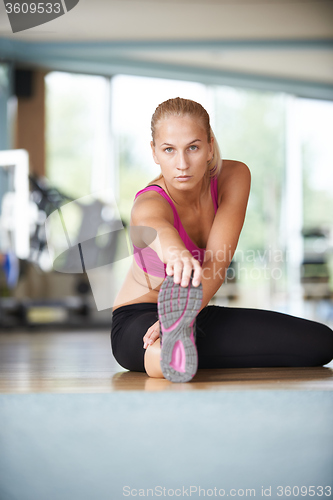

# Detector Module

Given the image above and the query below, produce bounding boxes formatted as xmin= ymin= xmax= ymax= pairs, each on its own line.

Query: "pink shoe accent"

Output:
xmin=169 ymin=340 xmax=186 ymax=373
xmin=190 ymin=328 xmax=195 ymax=346
xmin=189 ymin=319 xmax=195 ymax=346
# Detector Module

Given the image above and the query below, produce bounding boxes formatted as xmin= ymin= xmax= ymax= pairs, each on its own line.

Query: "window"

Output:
xmin=46 ymin=72 xmax=111 ymax=199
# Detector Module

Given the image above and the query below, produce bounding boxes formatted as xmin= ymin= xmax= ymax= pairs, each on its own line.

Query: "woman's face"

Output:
xmin=151 ymin=115 xmax=213 ymax=190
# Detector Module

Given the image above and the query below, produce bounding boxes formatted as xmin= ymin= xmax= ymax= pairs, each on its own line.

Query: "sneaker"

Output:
xmin=157 ymin=274 xmax=203 ymax=383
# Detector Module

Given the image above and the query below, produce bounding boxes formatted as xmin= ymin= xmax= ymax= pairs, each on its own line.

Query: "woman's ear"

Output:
xmin=150 ymin=141 xmax=159 ymax=165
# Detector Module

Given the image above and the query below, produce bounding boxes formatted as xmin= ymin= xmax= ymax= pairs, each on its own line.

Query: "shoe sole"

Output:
xmin=157 ymin=275 xmax=203 ymax=383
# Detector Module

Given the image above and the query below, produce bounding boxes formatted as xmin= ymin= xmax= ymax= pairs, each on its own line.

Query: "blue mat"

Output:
xmin=0 ymin=391 xmax=332 ymax=500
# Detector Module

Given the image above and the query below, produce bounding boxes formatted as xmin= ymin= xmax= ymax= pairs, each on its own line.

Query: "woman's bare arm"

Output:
xmin=131 ymin=192 xmax=202 ymax=286
xmin=199 ymin=161 xmax=251 ymax=311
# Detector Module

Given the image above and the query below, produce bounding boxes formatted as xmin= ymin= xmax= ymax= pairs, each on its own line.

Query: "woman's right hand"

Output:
xmin=165 ymin=249 xmax=202 ymax=287
xmin=143 ymin=320 xmax=160 ymax=349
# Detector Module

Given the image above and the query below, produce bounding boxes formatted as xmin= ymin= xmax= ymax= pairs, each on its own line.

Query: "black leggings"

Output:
xmin=110 ymin=303 xmax=333 ymax=372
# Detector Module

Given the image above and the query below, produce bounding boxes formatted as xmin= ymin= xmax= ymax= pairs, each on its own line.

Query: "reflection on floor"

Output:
xmin=0 ymin=329 xmax=332 ymax=394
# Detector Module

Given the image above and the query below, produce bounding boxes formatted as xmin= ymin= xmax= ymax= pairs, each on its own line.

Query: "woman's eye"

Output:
xmin=189 ymin=145 xmax=198 ymax=151
xmin=165 ymin=147 xmax=173 ymax=153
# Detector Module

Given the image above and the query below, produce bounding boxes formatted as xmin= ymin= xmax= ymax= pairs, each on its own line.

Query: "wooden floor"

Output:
xmin=1 ymin=329 xmax=333 ymax=393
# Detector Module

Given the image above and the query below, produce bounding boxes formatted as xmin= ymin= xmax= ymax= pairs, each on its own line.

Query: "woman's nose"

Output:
xmin=177 ymin=152 xmax=188 ymax=170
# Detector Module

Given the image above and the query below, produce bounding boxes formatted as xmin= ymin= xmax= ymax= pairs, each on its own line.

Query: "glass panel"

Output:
xmin=300 ymin=99 xmax=333 ymax=228
xmin=213 ymin=86 xmax=287 ymax=297
xmin=300 ymin=98 xmax=333 ymax=297
xmin=45 ymin=72 xmax=111 ymax=199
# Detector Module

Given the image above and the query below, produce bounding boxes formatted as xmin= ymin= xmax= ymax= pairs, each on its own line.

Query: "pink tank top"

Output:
xmin=132 ymin=176 xmax=219 ymax=278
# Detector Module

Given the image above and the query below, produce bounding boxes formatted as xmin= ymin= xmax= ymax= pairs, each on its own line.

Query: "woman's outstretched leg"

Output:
xmin=111 ymin=297 xmax=333 ymax=377
xmin=195 ymin=305 xmax=333 ymax=369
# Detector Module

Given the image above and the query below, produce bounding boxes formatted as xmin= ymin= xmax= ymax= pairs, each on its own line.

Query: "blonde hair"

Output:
xmin=150 ymin=97 xmax=222 ymax=192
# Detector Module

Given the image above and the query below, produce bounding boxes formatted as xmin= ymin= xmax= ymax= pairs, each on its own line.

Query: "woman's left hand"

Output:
xmin=143 ymin=320 xmax=160 ymax=349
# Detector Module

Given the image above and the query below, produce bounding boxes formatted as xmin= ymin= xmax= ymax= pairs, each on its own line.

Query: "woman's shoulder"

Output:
xmin=216 ymin=159 xmax=251 ymax=204
xmin=134 ymin=182 xmax=168 ymax=205
xmin=218 ymin=159 xmax=250 ymax=180
xmin=131 ymin=183 xmax=174 ymax=225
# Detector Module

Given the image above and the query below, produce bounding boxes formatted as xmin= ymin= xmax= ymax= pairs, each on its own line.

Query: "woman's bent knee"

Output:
xmin=144 ymin=339 xmax=164 ymax=378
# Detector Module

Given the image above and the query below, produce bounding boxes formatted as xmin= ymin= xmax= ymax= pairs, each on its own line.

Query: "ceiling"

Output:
xmin=0 ymin=0 xmax=332 ymax=99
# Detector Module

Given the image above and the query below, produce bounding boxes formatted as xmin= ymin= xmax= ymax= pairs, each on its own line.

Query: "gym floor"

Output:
xmin=0 ymin=329 xmax=333 ymax=393
xmin=1 ymin=288 xmax=333 ymax=393
xmin=1 ymin=298 xmax=332 ymax=500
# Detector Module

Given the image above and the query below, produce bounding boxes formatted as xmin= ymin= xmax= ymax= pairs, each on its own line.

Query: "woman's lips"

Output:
xmin=176 ymin=176 xmax=192 ymax=181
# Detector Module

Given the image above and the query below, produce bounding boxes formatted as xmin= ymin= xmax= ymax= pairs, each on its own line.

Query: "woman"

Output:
xmin=111 ymin=97 xmax=333 ymax=382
